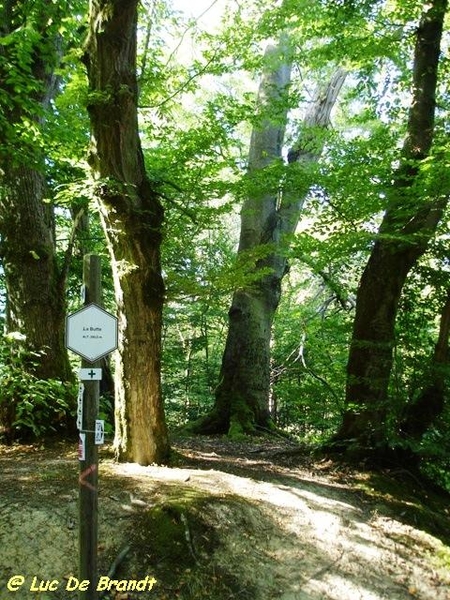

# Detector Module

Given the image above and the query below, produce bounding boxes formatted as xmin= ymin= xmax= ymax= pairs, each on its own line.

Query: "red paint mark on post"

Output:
xmin=79 ymin=464 xmax=97 ymax=491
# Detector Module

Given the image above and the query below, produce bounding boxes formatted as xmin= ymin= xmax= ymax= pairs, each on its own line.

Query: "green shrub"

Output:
xmin=0 ymin=332 xmax=76 ymax=441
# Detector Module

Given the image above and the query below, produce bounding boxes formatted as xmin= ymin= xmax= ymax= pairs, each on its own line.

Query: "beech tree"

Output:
xmin=189 ymin=34 xmax=346 ymax=436
xmin=84 ymin=0 xmax=170 ymax=464
xmin=332 ymin=0 xmax=448 ymax=456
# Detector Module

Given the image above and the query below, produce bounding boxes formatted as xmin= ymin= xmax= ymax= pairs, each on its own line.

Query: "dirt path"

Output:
xmin=0 ymin=436 xmax=449 ymax=600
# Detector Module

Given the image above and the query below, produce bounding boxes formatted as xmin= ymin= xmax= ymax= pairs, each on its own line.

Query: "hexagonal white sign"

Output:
xmin=66 ymin=304 xmax=118 ymax=363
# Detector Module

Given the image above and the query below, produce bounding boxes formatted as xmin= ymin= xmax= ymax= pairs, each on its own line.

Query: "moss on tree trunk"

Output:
xmin=84 ymin=0 xmax=170 ymax=464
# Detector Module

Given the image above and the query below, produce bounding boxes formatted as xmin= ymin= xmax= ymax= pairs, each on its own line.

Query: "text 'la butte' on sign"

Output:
xmin=65 ymin=303 xmax=118 ymax=363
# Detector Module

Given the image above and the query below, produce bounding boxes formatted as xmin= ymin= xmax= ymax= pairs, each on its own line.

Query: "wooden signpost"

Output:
xmin=65 ymin=255 xmax=118 ymax=600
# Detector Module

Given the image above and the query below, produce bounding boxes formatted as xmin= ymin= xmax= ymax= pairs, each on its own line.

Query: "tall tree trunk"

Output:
xmin=84 ymin=0 xmax=170 ymax=465
xmin=190 ymin=38 xmax=346 ymax=435
xmin=333 ymin=0 xmax=448 ymax=454
xmin=0 ymin=0 xmax=72 ymax=381
xmin=0 ymin=169 xmax=71 ymax=380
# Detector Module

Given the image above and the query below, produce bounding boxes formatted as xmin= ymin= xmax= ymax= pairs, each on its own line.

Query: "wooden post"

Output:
xmin=79 ymin=254 xmax=101 ymax=600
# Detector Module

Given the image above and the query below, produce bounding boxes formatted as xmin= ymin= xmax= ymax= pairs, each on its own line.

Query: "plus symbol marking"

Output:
xmin=78 ymin=368 xmax=102 ymax=381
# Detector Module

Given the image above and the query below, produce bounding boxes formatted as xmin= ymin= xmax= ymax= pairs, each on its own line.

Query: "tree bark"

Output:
xmin=84 ymin=0 xmax=170 ymax=464
xmin=0 ymin=169 xmax=71 ymax=380
xmin=333 ymin=0 xmax=448 ymax=454
xmin=190 ymin=39 xmax=346 ymax=435
xmin=0 ymin=0 xmax=72 ymax=381
xmin=399 ymin=290 xmax=450 ymax=441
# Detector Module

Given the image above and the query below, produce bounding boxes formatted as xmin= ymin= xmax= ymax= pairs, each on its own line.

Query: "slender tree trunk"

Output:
xmin=0 ymin=1 xmax=72 ymax=381
xmin=190 ymin=39 xmax=346 ymax=435
xmin=333 ymin=0 xmax=448 ymax=454
xmin=399 ymin=290 xmax=450 ymax=441
xmin=84 ymin=0 xmax=169 ymax=465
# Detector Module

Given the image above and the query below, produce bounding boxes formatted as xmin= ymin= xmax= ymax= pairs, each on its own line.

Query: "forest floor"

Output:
xmin=0 ymin=434 xmax=450 ymax=600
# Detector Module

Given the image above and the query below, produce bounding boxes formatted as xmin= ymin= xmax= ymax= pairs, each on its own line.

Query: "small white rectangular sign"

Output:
xmin=76 ymin=383 xmax=84 ymax=430
xmin=79 ymin=368 xmax=102 ymax=381
xmin=78 ymin=433 xmax=86 ymax=461
xmin=95 ymin=420 xmax=105 ymax=445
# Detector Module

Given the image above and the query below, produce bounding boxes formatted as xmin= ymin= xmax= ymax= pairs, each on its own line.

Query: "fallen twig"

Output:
xmin=307 ymin=549 xmax=345 ymax=581
xmin=99 ymin=545 xmax=131 ymax=598
xmin=181 ymin=512 xmax=197 ymax=563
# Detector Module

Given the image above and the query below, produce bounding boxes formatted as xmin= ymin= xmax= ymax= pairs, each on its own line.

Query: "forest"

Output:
xmin=0 ymin=0 xmax=450 ymax=495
